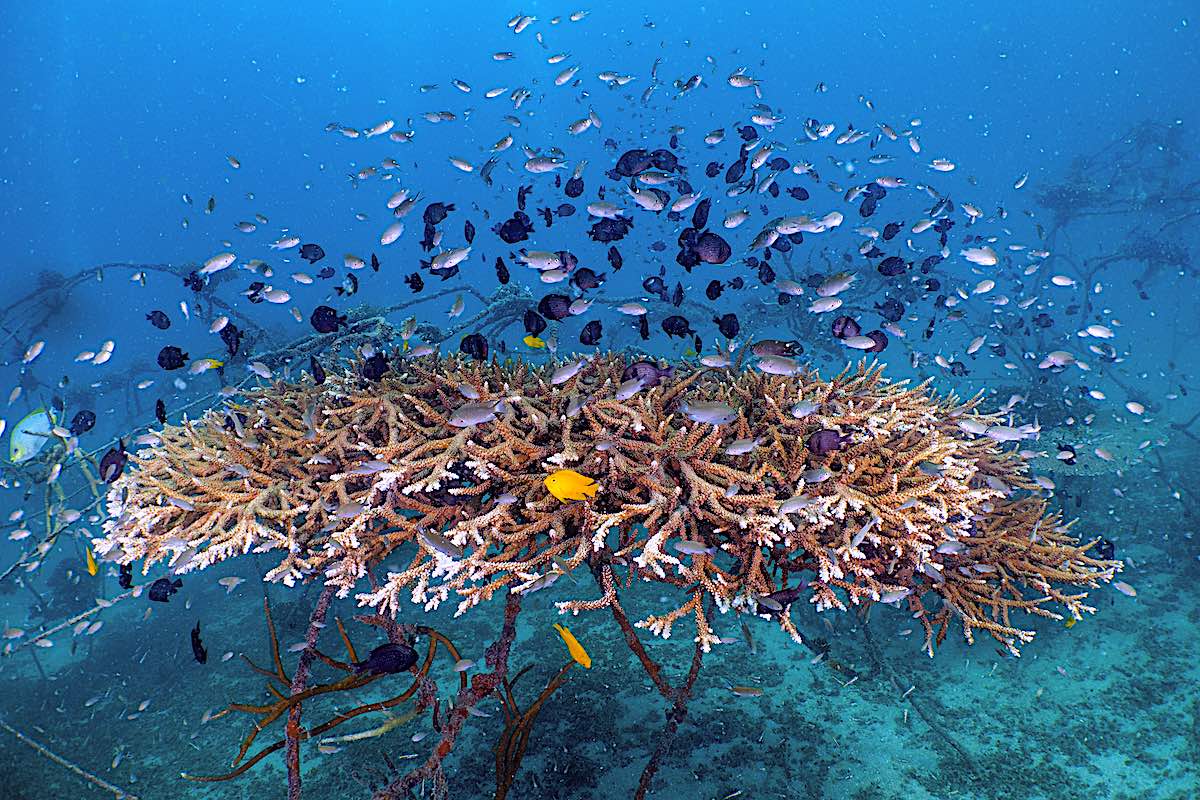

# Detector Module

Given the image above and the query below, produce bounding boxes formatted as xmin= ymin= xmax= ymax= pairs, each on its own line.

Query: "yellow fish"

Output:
xmin=523 ymin=335 xmax=546 ymax=349
xmin=85 ymin=547 xmax=98 ymax=577
xmin=553 ymin=623 xmax=591 ymax=669
xmin=1064 ymin=617 xmax=1078 ymax=629
xmin=544 ymin=469 xmax=597 ymax=502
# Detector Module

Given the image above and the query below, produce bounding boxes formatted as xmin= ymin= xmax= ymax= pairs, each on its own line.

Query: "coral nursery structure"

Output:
xmin=94 ymin=353 xmax=1119 ymax=797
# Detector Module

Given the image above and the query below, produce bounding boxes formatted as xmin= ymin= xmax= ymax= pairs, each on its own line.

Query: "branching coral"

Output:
xmin=95 ymin=353 xmax=1118 ymax=658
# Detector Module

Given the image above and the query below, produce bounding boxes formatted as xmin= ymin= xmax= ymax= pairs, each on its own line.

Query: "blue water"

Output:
xmin=1 ymin=2 xmax=1197 ymax=799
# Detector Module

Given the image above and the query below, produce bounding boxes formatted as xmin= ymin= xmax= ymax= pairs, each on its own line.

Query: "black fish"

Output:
xmin=643 ymin=275 xmax=667 ymax=300
xmin=419 ymin=224 xmax=437 ymax=251
xmin=564 ymin=176 xmax=584 ymax=198
xmin=882 ymin=222 xmax=903 ymax=241
xmin=555 ymin=203 xmax=576 ymax=217
xmin=864 ymin=330 xmax=889 ymax=353
xmin=183 ymin=271 xmax=205 ymax=292
xmin=714 ymin=313 xmax=739 ymax=339
xmin=607 ymin=246 xmax=623 ymax=271
xmin=118 ymin=562 xmax=132 ymax=589
xmin=808 ymin=429 xmax=848 ymax=455
xmin=146 ymin=310 xmax=171 ymax=330
xmin=370 ymin=253 xmax=380 ymax=272
xmin=729 ymin=277 xmax=744 ymax=290
xmin=157 ymin=346 xmax=188 ymax=370
xmin=517 ymin=186 xmax=532 ymax=211
xmin=638 ymin=314 xmax=650 ymax=340
xmin=353 ymin=642 xmax=418 ymax=675
xmin=494 ymin=257 xmax=510 ymax=285
xmin=832 ymin=315 xmax=861 ymax=339
xmin=540 ymin=207 xmax=554 ymax=227
xmin=705 ymin=280 xmax=723 ymax=301
xmin=464 ymin=221 xmax=475 ymax=244
xmin=299 ymin=243 xmax=325 ymax=264
xmin=737 ymin=125 xmax=757 ymax=141
xmin=875 ymin=298 xmax=904 ymax=323
xmin=724 ymin=158 xmax=747 ymax=183
xmin=524 ymin=310 xmax=547 ymax=336
xmin=99 ymin=439 xmax=128 ymax=483
xmin=148 ymin=577 xmax=182 ymax=603
xmin=691 ymin=198 xmax=711 ymax=229
xmin=556 ymin=250 xmax=579 ymax=272
xmin=69 ymin=410 xmax=96 ymax=436
xmin=920 ymin=255 xmax=944 ymax=273
xmin=310 ymin=305 xmax=347 ymax=334
xmin=220 ymin=323 xmax=243 ymax=359
xmin=579 ymin=319 xmax=602 ymax=346
xmin=405 ymin=272 xmax=425 ymax=292
xmin=460 ymin=333 xmax=488 ymax=361
xmin=670 ymin=282 xmax=684 ymax=307
xmin=615 ymin=148 xmax=653 ymax=176
xmin=317 ymin=266 xmax=335 ymax=280
xmin=786 ymin=186 xmax=810 ymax=201
xmin=877 ymin=256 xmax=907 ymax=277
xmin=588 ymin=216 xmax=634 ymax=243
xmin=155 ymin=399 xmax=167 ymax=425
xmin=335 ymin=273 xmax=360 ymax=296
xmin=1095 ymin=538 xmax=1115 ymax=560
xmin=570 ymin=267 xmax=606 ymax=292
xmin=695 ymin=231 xmax=731 ymax=264
xmin=423 ymin=202 xmax=455 ymax=225
xmin=757 ymin=262 xmax=776 ymax=284
xmin=676 ymin=247 xmax=701 ymax=271
xmin=310 ymin=356 xmax=326 ymax=385
xmin=496 ymin=212 xmax=534 ymax=244
xmin=752 ymin=339 xmax=803 ymax=357
xmin=661 ymin=315 xmax=693 ymax=338
xmin=191 ymin=621 xmax=208 ymax=664
xmin=538 ymin=294 xmax=572 ymax=322
xmin=704 ymin=161 xmax=722 ymax=178
xmin=362 ymin=352 xmax=389 ymax=381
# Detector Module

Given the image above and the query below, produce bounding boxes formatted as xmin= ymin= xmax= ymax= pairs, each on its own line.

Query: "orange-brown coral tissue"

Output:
xmin=94 ymin=353 xmax=1120 ymax=657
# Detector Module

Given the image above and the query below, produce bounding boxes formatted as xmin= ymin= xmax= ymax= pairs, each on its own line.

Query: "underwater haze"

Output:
xmin=0 ymin=2 xmax=1198 ymax=799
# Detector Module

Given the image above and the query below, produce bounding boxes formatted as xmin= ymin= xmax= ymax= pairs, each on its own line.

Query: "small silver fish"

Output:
xmin=680 ymin=401 xmax=738 ymax=425
xmin=672 ymin=540 xmax=715 ymax=556
xmin=419 ymin=529 xmax=464 ymax=559
xmin=550 ymin=359 xmax=587 ymax=385
xmin=449 ymin=401 xmax=502 ymax=428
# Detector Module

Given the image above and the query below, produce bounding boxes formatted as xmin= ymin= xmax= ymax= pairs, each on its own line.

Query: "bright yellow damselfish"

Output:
xmin=1064 ymin=617 xmax=1078 ymax=629
xmin=544 ymin=469 xmax=597 ymax=502
xmin=553 ymin=623 xmax=591 ymax=669
xmin=85 ymin=547 xmax=98 ymax=577
xmin=523 ymin=335 xmax=546 ymax=349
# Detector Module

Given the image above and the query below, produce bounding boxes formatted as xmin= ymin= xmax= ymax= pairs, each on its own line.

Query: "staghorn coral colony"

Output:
xmin=96 ymin=353 xmax=1119 ymax=659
